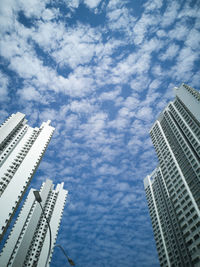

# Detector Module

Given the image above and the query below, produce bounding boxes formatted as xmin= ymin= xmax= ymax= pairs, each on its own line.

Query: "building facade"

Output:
xmin=0 ymin=179 xmax=68 ymax=267
xmin=0 ymin=112 xmax=55 ymax=242
xmin=144 ymin=84 xmax=200 ymax=266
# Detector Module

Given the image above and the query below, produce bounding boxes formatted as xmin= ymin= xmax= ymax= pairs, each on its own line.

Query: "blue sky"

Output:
xmin=0 ymin=0 xmax=200 ymax=266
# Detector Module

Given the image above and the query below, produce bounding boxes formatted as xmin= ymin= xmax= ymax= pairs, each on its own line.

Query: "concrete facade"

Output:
xmin=0 ymin=179 xmax=68 ymax=267
xmin=144 ymin=84 xmax=200 ymax=266
xmin=0 ymin=112 xmax=55 ymax=241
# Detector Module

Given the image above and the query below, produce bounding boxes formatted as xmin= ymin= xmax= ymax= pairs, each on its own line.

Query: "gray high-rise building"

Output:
xmin=0 ymin=112 xmax=54 ymax=242
xmin=144 ymin=84 xmax=200 ymax=267
xmin=0 ymin=179 xmax=68 ymax=267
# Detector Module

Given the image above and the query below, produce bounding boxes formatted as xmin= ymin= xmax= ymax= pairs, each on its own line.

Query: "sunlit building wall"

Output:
xmin=144 ymin=84 xmax=200 ymax=266
xmin=0 ymin=112 xmax=54 ymax=241
xmin=0 ymin=179 xmax=68 ymax=267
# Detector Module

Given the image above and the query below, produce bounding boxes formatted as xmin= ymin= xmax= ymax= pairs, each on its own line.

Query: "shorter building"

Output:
xmin=0 ymin=179 xmax=68 ymax=267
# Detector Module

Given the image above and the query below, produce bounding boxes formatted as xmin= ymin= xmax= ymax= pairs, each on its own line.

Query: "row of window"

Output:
xmin=182 ymin=84 xmax=200 ymax=102
xmin=174 ymin=98 xmax=200 ymax=139
xmin=169 ymin=102 xmax=200 ymax=154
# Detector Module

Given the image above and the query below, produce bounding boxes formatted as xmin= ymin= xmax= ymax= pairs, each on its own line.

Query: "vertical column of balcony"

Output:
xmin=24 ymin=185 xmax=56 ymax=266
xmin=37 ymin=182 xmax=68 ymax=267
xmin=159 ymin=108 xmax=200 ymax=265
xmin=167 ymin=102 xmax=200 ymax=206
xmin=0 ymin=112 xmax=26 ymax=152
xmin=0 ymin=187 xmax=36 ymax=266
xmin=0 ymin=180 xmax=53 ymax=267
xmin=157 ymin=168 xmax=192 ymax=266
xmin=144 ymin=171 xmax=170 ymax=267
xmin=172 ymin=98 xmax=200 ymax=156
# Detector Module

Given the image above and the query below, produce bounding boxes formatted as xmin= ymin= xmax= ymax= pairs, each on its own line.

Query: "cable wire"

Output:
xmin=38 ymin=202 xmax=52 ymax=267
xmin=54 ymin=244 xmax=75 ymax=266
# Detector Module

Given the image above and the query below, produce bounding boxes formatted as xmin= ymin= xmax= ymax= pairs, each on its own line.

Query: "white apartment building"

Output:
xmin=0 ymin=112 xmax=55 ymax=242
xmin=0 ymin=179 xmax=68 ymax=267
xmin=144 ymin=84 xmax=200 ymax=266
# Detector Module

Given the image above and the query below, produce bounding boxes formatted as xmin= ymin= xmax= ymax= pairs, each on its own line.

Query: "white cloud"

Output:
xmin=171 ymin=47 xmax=197 ymax=80
xmin=18 ymin=0 xmax=48 ymax=18
xmin=159 ymin=43 xmax=180 ymax=61
xmin=52 ymin=24 xmax=101 ymax=68
xmin=124 ymin=95 xmax=140 ymax=111
xmin=41 ymin=8 xmax=59 ymax=21
xmin=111 ymin=52 xmax=151 ymax=85
xmin=116 ymin=182 xmax=130 ymax=191
xmin=87 ymin=112 xmax=107 ymax=132
xmin=107 ymin=8 xmax=122 ymax=21
xmin=95 ymin=38 xmax=125 ymax=61
xmin=55 ymin=70 xmax=95 ymax=97
xmin=32 ymin=21 xmax=65 ymax=51
xmin=130 ymin=120 xmax=150 ymax=137
xmin=9 ymin=53 xmax=44 ymax=79
xmin=39 ymin=108 xmax=57 ymax=122
xmin=0 ymin=0 xmax=17 ymax=34
xmin=156 ymin=29 xmax=166 ymax=38
xmin=148 ymin=80 xmax=161 ymax=90
xmin=177 ymin=2 xmax=199 ymax=19
xmin=64 ymin=114 xmax=80 ymax=130
xmin=120 ymin=193 xmax=136 ymax=207
xmin=137 ymin=106 xmax=153 ymax=121
xmin=109 ymin=116 xmax=129 ymax=131
xmin=143 ymin=0 xmax=163 ymax=11
xmin=17 ymin=86 xmax=42 ymax=102
xmin=99 ymin=87 xmax=121 ymax=101
xmin=84 ymin=0 xmax=101 ymax=9
xmin=0 ymin=110 xmax=9 ymax=124
xmin=141 ymin=38 xmax=163 ymax=54
xmin=1 ymin=29 xmax=95 ymax=97
xmin=185 ymin=28 xmax=200 ymax=50
xmin=30 ymin=21 xmax=103 ymax=69
xmin=106 ymin=6 xmax=136 ymax=36
xmin=151 ymin=64 xmax=164 ymax=78
xmin=190 ymin=71 xmax=200 ymax=88
xmin=98 ymin=164 xmax=121 ymax=175
xmin=118 ymin=107 xmax=130 ymax=117
xmin=133 ymin=19 xmax=147 ymax=45
xmin=161 ymin=2 xmax=179 ymax=27
xmin=133 ymin=14 xmax=159 ymax=45
xmin=130 ymin=76 xmax=150 ymax=92
xmin=0 ymin=1 xmax=200 ymax=266
xmin=70 ymin=99 xmax=95 ymax=114
xmin=168 ymin=22 xmax=189 ymax=41
xmin=0 ymin=71 xmax=9 ymax=102
xmin=107 ymin=0 xmax=126 ymax=10
xmin=0 ymin=30 xmax=29 ymax=60
xmin=65 ymin=0 xmax=80 ymax=10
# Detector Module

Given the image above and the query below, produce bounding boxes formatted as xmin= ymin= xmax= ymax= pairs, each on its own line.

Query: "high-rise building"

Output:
xmin=0 ymin=179 xmax=68 ymax=267
xmin=0 ymin=112 xmax=55 ymax=242
xmin=144 ymin=84 xmax=200 ymax=267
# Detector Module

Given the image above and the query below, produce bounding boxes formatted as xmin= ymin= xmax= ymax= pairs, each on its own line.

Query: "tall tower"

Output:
xmin=0 ymin=112 xmax=55 ymax=242
xmin=0 ymin=179 xmax=68 ymax=267
xmin=144 ymin=84 xmax=200 ymax=266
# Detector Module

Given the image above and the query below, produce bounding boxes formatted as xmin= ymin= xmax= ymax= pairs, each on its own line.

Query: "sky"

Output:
xmin=0 ymin=0 xmax=200 ymax=266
